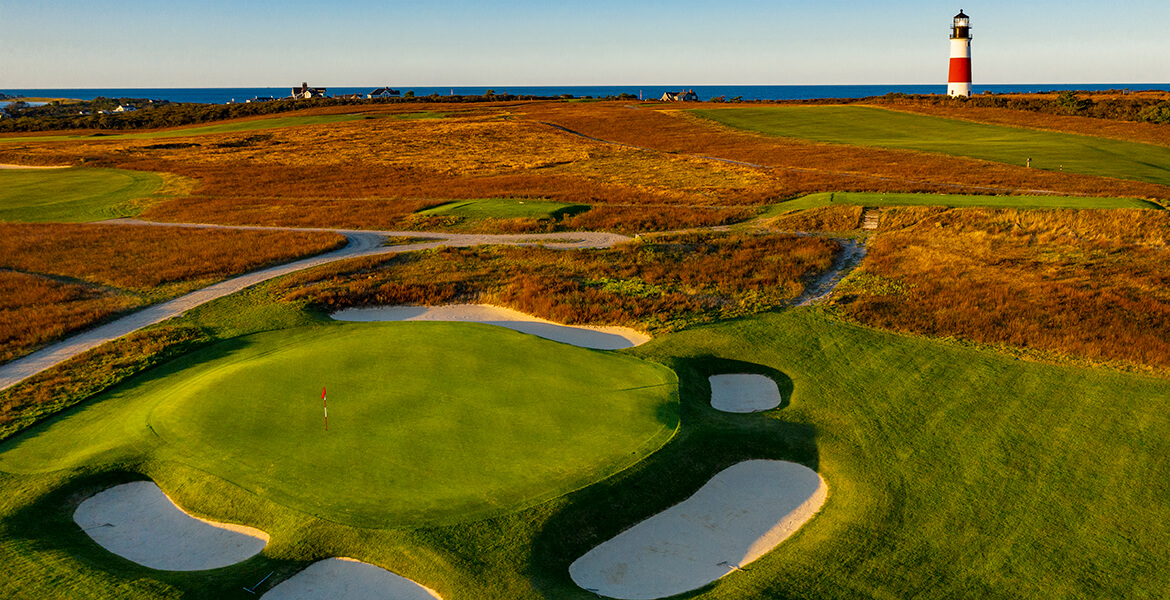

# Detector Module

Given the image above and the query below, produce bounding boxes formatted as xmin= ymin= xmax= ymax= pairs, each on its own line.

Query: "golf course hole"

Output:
xmin=331 ymin=304 xmax=651 ymax=349
xmin=709 ymin=374 xmax=783 ymax=413
xmin=20 ymin=322 xmax=675 ymax=528
xmin=569 ymin=460 xmax=827 ymax=599
xmin=72 ymin=481 xmax=268 ymax=571
xmin=261 ymin=558 xmax=442 ymax=600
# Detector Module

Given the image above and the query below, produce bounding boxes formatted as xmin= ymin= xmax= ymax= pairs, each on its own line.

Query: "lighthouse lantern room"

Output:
xmin=948 ymin=10 xmax=973 ymax=97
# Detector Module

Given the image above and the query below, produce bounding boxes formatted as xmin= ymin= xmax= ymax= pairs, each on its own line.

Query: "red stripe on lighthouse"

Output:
xmin=948 ymin=57 xmax=971 ymax=84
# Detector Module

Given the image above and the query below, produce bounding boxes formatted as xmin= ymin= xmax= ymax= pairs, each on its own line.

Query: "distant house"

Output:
xmin=368 ymin=87 xmax=400 ymax=99
xmin=334 ymin=93 xmax=363 ymax=100
xmin=246 ymin=96 xmax=275 ymax=103
xmin=291 ymin=82 xmax=327 ymax=99
xmin=660 ymin=89 xmax=699 ymax=102
xmin=112 ymin=105 xmax=137 ymax=112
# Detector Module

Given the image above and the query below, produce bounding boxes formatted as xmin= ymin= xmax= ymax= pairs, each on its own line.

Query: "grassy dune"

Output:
xmin=0 ymin=167 xmax=167 ymax=222
xmin=694 ymin=105 xmax=1170 ymax=186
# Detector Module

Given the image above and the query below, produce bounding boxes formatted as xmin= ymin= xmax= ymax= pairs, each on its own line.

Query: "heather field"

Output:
xmin=0 ymin=99 xmax=1168 ymax=599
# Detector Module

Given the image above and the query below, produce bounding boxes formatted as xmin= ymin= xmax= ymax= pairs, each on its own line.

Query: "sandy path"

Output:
xmin=569 ymin=460 xmax=827 ymax=599
xmin=0 ymin=221 xmax=632 ymax=391
xmin=332 ymin=304 xmax=650 ymax=349
xmin=709 ymin=374 xmax=782 ymax=412
xmin=261 ymin=558 xmax=442 ymax=600
xmin=73 ymin=481 xmax=268 ymax=571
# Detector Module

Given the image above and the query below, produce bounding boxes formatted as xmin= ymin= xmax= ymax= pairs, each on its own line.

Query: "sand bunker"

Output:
xmin=262 ymin=558 xmax=442 ymax=600
xmin=709 ymin=374 xmax=782 ymax=413
xmin=73 ymin=481 xmax=268 ymax=571
xmin=331 ymin=304 xmax=650 ymax=350
xmin=569 ymin=460 xmax=827 ymax=599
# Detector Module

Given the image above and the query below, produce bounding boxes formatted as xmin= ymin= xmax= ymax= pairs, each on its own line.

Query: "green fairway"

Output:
xmin=0 ymin=167 xmax=166 ymax=222
xmin=0 ymin=114 xmax=369 ymax=143
xmin=693 ymin=106 xmax=1170 ymax=186
xmin=417 ymin=198 xmax=590 ymax=220
xmin=763 ymin=191 xmax=1161 ymax=215
xmin=0 ymin=322 xmax=677 ymax=527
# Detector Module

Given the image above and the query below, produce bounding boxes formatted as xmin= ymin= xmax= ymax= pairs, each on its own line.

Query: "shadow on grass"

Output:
xmin=524 ymin=354 xmax=818 ymax=598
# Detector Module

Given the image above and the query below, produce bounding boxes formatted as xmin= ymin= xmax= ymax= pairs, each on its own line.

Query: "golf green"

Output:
xmin=0 ymin=322 xmax=678 ymax=527
xmin=693 ymin=106 xmax=1170 ymax=186
xmin=0 ymin=167 xmax=165 ymax=222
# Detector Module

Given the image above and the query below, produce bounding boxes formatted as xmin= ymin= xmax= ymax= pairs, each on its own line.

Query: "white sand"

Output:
xmin=709 ymin=374 xmax=782 ymax=413
xmin=331 ymin=304 xmax=651 ymax=350
xmin=261 ymin=558 xmax=442 ymax=600
xmin=569 ymin=460 xmax=827 ymax=599
xmin=73 ymin=481 xmax=269 ymax=571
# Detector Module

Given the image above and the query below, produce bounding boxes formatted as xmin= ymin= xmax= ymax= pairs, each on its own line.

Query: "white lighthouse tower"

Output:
xmin=948 ymin=10 xmax=972 ymax=97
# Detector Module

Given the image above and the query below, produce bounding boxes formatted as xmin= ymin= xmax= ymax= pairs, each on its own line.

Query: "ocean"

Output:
xmin=4 ymin=84 xmax=1170 ymax=105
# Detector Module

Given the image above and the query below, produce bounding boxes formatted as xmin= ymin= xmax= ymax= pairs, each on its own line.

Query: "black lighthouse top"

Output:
xmin=951 ymin=10 xmax=971 ymax=39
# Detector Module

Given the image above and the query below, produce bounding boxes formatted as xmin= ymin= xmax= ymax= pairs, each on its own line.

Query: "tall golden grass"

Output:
xmin=278 ymin=232 xmax=839 ymax=332
xmin=833 ymin=207 xmax=1170 ymax=371
xmin=0 ymin=223 xmax=345 ymax=364
xmin=0 ymin=223 xmax=346 ymax=291
xmin=3 ymin=101 xmax=1166 ymax=234
xmin=0 ymin=271 xmax=138 ymax=364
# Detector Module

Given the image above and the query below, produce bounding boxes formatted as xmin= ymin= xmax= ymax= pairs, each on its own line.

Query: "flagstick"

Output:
xmin=322 ymin=386 xmax=328 ymax=431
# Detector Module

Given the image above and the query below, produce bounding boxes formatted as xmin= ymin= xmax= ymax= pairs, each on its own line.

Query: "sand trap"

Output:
xmin=709 ymin=374 xmax=782 ymax=413
xmin=262 ymin=558 xmax=442 ymax=600
xmin=73 ymin=481 xmax=268 ymax=571
xmin=331 ymin=304 xmax=650 ymax=350
xmin=569 ymin=460 xmax=827 ymax=599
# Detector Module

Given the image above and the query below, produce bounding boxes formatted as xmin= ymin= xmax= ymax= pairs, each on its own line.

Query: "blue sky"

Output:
xmin=2 ymin=0 xmax=1167 ymax=87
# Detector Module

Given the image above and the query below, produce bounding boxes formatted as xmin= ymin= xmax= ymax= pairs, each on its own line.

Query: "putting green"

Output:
xmin=0 ymin=166 xmax=166 ymax=222
xmin=0 ymin=322 xmax=678 ymax=527
xmin=694 ymin=106 xmax=1170 ymax=186
xmin=416 ymin=198 xmax=590 ymax=220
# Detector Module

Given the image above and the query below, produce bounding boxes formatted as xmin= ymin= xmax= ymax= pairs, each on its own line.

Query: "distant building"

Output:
xmin=112 ymin=105 xmax=137 ymax=112
xmin=246 ymin=96 xmax=275 ymax=103
xmin=292 ymin=82 xmax=327 ymax=99
xmin=660 ymin=89 xmax=699 ymax=102
xmin=368 ymin=87 xmax=401 ymax=99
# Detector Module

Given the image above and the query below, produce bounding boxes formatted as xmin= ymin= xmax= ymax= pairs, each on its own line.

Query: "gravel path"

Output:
xmin=0 ymin=220 xmax=632 ymax=391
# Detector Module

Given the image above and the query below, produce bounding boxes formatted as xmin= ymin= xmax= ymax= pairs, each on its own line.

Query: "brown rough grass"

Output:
xmin=277 ymin=232 xmax=840 ymax=332
xmin=0 ymin=223 xmax=345 ymax=365
xmin=0 ymin=223 xmax=346 ymax=292
xmin=764 ymin=205 xmax=865 ymax=232
xmin=0 ymin=271 xmax=138 ymax=363
xmin=833 ymin=207 xmax=1170 ymax=372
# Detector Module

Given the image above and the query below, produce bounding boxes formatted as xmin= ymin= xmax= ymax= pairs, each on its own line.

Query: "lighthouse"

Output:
xmin=948 ymin=10 xmax=972 ymax=97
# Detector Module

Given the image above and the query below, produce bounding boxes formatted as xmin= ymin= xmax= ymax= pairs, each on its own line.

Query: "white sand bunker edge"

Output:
xmin=570 ymin=460 xmax=827 ymax=600
xmin=261 ymin=557 xmax=442 ymax=600
xmin=73 ymin=481 xmax=269 ymax=571
xmin=331 ymin=304 xmax=651 ymax=350
xmin=709 ymin=374 xmax=783 ymax=413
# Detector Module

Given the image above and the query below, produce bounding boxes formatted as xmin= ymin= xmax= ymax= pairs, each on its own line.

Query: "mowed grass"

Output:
xmin=764 ymin=191 xmax=1160 ymax=215
xmin=416 ymin=198 xmax=590 ymax=220
xmin=694 ymin=106 xmax=1170 ymax=186
xmin=0 ymin=167 xmax=165 ymax=222
xmin=0 ymin=309 xmax=1166 ymax=598
xmin=0 ymin=321 xmax=678 ymax=528
xmin=0 ymin=114 xmax=370 ymax=143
